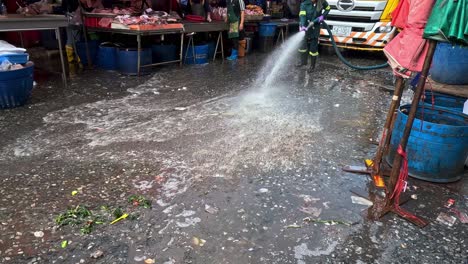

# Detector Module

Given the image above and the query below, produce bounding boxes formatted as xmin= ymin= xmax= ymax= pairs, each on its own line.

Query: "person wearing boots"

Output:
xmin=297 ymin=0 xmax=330 ymax=71
xmin=226 ymin=0 xmax=245 ymax=60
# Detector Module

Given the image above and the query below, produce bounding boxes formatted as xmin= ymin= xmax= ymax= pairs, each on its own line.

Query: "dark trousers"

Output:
xmin=231 ymin=30 xmax=245 ymax=50
xmin=298 ymin=26 xmax=320 ymax=58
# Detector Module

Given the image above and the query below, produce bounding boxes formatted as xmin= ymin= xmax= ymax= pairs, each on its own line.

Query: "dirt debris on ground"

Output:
xmin=0 ymin=52 xmax=467 ymax=263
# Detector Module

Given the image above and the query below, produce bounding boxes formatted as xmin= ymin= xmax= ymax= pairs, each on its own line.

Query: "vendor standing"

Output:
xmin=182 ymin=0 xmax=212 ymax=22
xmin=225 ymin=0 xmax=245 ymax=60
xmin=298 ymin=0 xmax=330 ymax=71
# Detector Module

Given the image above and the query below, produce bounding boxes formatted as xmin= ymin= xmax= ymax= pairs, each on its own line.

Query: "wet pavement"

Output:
xmin=0 ymin=51 xmax=467 ymax=264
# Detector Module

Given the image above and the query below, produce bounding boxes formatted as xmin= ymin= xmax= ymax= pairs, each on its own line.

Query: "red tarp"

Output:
xmin=384 ymin=0 xmax=436 ymax=78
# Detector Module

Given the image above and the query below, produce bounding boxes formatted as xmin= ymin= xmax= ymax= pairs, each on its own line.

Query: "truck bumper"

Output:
xmin=319 ymin=21 xmax=397 ymax=51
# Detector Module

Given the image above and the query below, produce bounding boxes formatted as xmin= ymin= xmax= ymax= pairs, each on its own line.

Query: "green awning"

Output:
xmin=424 ymin=0 xmax=468 ymax=45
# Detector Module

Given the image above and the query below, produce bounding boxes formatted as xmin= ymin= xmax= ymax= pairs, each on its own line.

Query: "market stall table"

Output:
xmin=183 ymin=21 xmax=229 ymax=61
xmin=86 ymin=26 xmax=185 ymax=75
xmin=245 ymin=19 xmax=299 ymax=41
xmin=0 ymin=14 xmax=69 ymax=88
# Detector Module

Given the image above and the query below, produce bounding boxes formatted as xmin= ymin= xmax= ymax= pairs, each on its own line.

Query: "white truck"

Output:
xmin=319 ymin=0 xmax=400 ymax=51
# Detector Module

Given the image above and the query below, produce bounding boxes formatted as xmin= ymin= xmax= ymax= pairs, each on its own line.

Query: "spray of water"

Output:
xmin=253 ymin=32 xmax=305 ymax=90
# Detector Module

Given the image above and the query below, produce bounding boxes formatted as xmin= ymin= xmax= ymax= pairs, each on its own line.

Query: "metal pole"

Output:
xmin=386 ymin=40 xmax=437 ymax=207
xmin=137 ymin=33 xmax=141 ymax=76
xmin=56 ymin=28 xmax=68 ymax=88
xmin=373 ymin=76 xmax=405 ymax=176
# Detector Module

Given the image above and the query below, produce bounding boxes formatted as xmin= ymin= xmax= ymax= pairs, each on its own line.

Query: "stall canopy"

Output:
xmin=423 ymin=0 xmax=468 ymax=44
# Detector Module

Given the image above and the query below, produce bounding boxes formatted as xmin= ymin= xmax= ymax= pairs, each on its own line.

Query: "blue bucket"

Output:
xmin=207 ymin=42 xmax=216 ymax=60
xmin=151 ymin=44 xmax=178 ymax=63
xmin=259 ymin=23 xmax=277 ymax=37
xmin=422 ymin=92 xmax=465 ymax=113
xmin=184 ymin=44 xmax=209 ymax=65
xmin=97 ymin=43 xmax=118 ymax=71
xmin=430 ymin=43 xmax=468 ymax=85
xmin=386 ymin=105 xmax=468 ymax=183
xmin=76 ymin=40 xmax=99 ymax=66
xmin=117 ymin=48 xmax=152 ymax=75
xmin=0 ymin=63 xmax=34 ymax=109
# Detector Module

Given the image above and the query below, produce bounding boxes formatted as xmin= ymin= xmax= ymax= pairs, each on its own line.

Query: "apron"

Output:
xmin=227 ymin=0 xmax=239 ymax=39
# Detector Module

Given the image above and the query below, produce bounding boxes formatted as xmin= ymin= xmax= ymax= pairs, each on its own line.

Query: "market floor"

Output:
xmin=0 ymin=51 xmax=467 ymax=264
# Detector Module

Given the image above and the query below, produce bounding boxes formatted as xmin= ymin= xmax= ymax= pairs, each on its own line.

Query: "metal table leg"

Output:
xmin=184 ymin=36 xmax=190 ymax=64
xmin=56 ymin=28 xmax=68 ymax=88
xmin=81 ymin=25 xmax=92 ymax=68
xmin=276 ymin=27 xmax=285 ymax=45
xmin=137 ymin=34 xmax=141 ymax=76
xmin=191 ymin=36 xmax=196 ymax=64
xmin=179 ymin=33 xmax=184 ymax=66
xmin=220 ymin=32 xmax=224 ymax=60
xmin=19 ymin=32 xmax=25 ymax=48
xmin=213 ymin=31 xmax=220 ymax=62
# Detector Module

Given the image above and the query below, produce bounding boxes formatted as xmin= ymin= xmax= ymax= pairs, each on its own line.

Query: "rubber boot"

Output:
xmin=227 ymin=49 xmax=238 ymax=61
xmin=296 ymin=53 xmax=308 ymax=67
xmin=66 ymin=45 xmax=78 ymax=77
xmin=308 ymin=56 xmax=317 ymax=72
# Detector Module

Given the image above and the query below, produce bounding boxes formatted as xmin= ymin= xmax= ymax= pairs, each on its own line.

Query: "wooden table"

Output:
xmin=428 ymin=78 xmax=468 ymax=98
xmin=0 ymin=14 xmax=69 ymax=88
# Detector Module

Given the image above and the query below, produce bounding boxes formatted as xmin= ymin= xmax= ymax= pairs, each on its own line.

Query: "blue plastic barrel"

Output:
xmin=259 ymin=23 xmax=277 ymax=37
xmin=386 ymin=105 xmax=468 ymax=183
xmin=151 ymin=44 xmax=177 ymax=63
xmin=422 ymin=91 xmax=465 ymax=113
xmin=76 ymin=40 xmax=99 ymax=66
xmin=97 ymin=43 xmax=118 ymax=71
xmin=117 ymin=48 xmax=152 ymax=75
xmin=430 ymin=43 xmax=468 ymax=85
xmin=0 ymin=63 xmax=34 ymax=109
xmin=185 ymin=44 xmax=209 ymax=65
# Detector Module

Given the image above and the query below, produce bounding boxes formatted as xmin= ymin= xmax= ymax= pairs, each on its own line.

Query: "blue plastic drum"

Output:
xmin=117 ymin=48 xmax=152 ymax=75
xmin=386 ymin=104 xmax=468 ymax=183
xmin=422 ymin=91 xmax=465 ymax=113
xmin=259 ymin=23 xmax=277 ymax=37
xmin=430 ymin=43 xmax=468 ymax=85
xmin=97 ymin=43 xmax=118 ymax=71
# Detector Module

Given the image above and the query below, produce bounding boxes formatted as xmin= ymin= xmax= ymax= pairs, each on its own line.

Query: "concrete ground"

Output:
xmin=0 ymin=50 xmax=467 ymax=264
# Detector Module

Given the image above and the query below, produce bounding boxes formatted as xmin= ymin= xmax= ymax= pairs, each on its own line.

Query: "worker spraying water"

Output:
xmin=252 ymin=0 xmax=388 ymax=91
xmin=297 ymin=0 xmax=331 ymax=72
xmin=294 ymin=0 xmax=389 ymax=71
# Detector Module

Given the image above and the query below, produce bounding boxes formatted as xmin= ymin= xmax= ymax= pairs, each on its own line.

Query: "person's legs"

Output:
xmin=308 ymin=37 xmax=318 ymax=70
xmin=228 ymin=36 xmax=239 ymax=60
xmin=297 ymin=35 xmax=308 ymax=66
xmin=308 ymin=27 xmax=320 ymax=71
xmin=232 ymin=37 xmax=239 ymax=50
xmin=65 ymin=25 xmax=80 ymax=76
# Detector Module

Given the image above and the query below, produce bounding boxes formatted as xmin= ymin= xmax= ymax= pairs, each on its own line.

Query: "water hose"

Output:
xmin=308 ymin=21 xmax=389 ymax=70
